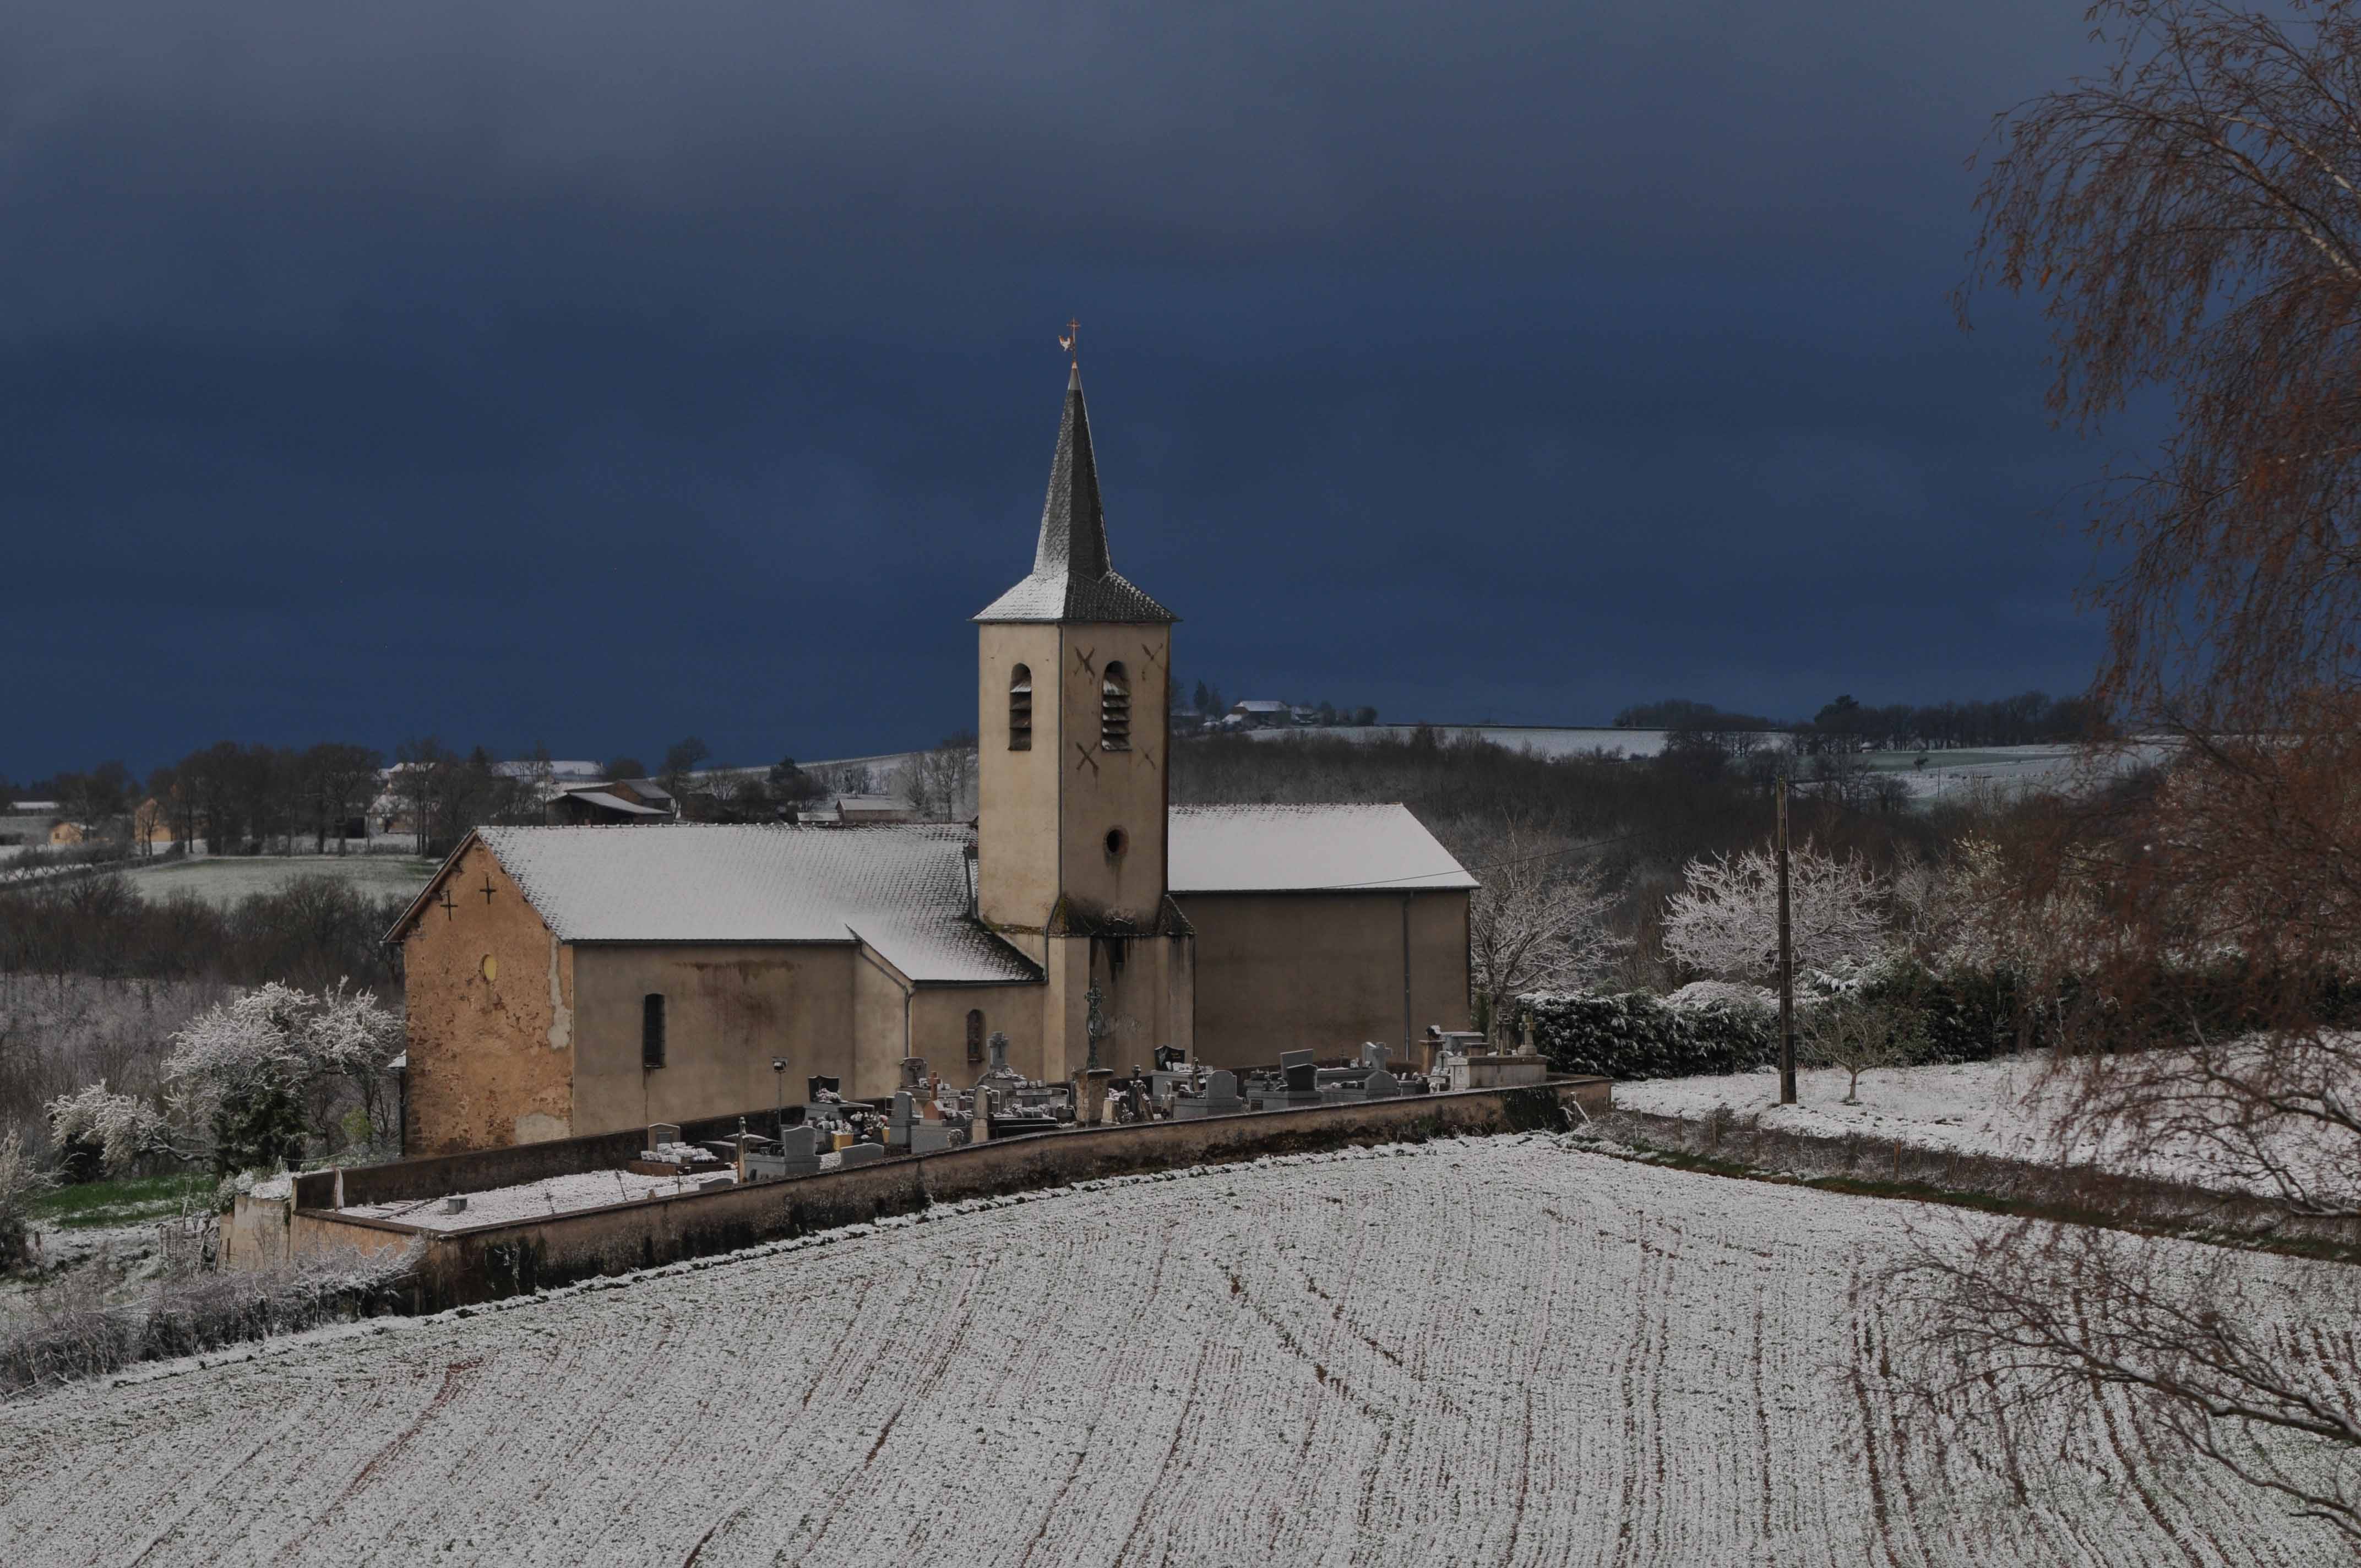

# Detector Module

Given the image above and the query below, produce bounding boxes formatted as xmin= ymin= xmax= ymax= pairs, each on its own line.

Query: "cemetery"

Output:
xmin=220 ymin=1032 xmax=1602 ymax=1308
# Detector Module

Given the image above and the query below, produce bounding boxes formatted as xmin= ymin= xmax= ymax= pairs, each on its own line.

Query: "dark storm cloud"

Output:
xmin=0 ymin=1 xmax=2110 ymax=774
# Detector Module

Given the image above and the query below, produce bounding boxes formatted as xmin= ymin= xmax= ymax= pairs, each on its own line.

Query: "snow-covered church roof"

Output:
xmin=432 ymin=824 xmax=1038 ymax=985
xmin=1167 ymin=804 xmax=1477 ymax=893
xmin=973 ymin=366 xmax=1176 ymax=626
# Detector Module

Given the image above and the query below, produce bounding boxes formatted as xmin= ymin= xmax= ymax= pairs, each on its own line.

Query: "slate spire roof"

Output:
xmin=975 ymin=366 xmax=1178 ymax=625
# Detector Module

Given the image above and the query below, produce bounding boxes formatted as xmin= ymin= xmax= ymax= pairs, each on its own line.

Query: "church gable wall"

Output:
xmin=401 ymin=840 xmax=576 ymax=1156
xmin=1177 ymin=890 xmax=1471 ymax=1069
xmin=569 ymin=944 xmax=857 ymax=1137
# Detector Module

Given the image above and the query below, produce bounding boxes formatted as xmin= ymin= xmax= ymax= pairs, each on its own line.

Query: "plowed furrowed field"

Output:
xmin=0 ymin=1137 xmax=2336 ymax=1566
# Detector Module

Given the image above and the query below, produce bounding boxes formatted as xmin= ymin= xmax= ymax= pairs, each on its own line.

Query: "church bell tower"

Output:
xmin=973 ymin=362 xmax=1191 ymax=1082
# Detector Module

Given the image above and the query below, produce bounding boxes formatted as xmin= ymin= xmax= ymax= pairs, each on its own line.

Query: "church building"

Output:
xmin=390 ymin=367 xmax=1476 ymax=1154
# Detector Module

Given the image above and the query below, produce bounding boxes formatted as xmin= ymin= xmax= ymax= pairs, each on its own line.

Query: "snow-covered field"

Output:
xmin=0 ymin=1136 xmax=2337 ymax=1566
xmin=1243 ymin=723 xmax=1691 ymax=757
xmin=117 ymin=854 xmax=438 ymax=908
xmin=1612 ymin=1053 xmax=2352 ymax=1202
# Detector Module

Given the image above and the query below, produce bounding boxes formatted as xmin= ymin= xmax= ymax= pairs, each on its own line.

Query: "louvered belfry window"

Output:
xmin=1101 ymin=661 xmax=1131 ymax=750
xmin=1009 ymin=665 xmax=1032 ymax=750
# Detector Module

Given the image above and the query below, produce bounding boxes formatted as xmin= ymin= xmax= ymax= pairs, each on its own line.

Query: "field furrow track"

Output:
xmin=0 ymin=1136 xmax=2341 ymax=1567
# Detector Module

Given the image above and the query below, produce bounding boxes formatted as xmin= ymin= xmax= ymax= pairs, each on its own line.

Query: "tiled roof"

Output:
xmin=1167 ymin=804 xmax=1478 ymax=893
xmin=462 ymin=825 xmax=1038 ymax=984
xmin=975 ymin=367 xmax=1177 ymax=625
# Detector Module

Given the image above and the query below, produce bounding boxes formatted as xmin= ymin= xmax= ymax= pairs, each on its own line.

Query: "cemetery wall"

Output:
xmin=249 ymin=1078 xmax=1608 ymax=1307
xmin=1177 ymin=890 xmax=1472 ymax=1070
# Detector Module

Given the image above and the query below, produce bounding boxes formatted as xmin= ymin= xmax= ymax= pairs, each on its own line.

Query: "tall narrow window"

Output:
xmin=1101 ymin=661 xmax=1131 ymax=750
xmin=641 ymin=994 xmax=666 ymax=1069
xmin=966 ymin=1008 xmax=985 ymax=1065
xmin=1008 ymin=665 xmax=1032 ymax=750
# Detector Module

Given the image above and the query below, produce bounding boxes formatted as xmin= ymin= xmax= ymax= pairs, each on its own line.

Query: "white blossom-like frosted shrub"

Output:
xmin=1662 ymin=842 xmax=1891 ymax=982
xmin=164 ymin=981 xmax=404 ymax=1172
xmin=43 ymin=1082 xmax=169 ymax=1177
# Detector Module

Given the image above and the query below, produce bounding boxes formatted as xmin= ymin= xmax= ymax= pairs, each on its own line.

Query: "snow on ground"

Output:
xmin=0 ymin=1136 xmax=2338 ymax=1566
xmin=336 ymin=1155 xmax=854 ymax=1232
xmin=338 ymin=1167 xmax=741 ymax=1231
xmin=117 ymin=854 xmax=438 ymax=908
xmin=1612 ymin=1053 xmax=2352 ymax=1201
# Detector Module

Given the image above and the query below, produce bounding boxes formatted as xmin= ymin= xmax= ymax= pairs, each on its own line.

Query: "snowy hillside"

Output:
xmin=0 ymin=1137 xmax=2336 ymax=1566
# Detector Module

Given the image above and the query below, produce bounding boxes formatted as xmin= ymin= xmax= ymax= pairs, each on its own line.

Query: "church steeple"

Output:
xmin=975 ymin=368 xmax=1177 ymax=625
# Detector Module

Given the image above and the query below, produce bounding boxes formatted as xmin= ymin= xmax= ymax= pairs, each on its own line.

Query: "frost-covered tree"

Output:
xmin=164 ymin=982 xmax=405 ymax=1174
xmin=44 ymin=1082 xmax=176 ymax=1180
xmin=0 ymin=1131 xmax=52 ymax=1268
xmin=1466 ymin=826 xmax=1625 ymax=1044
xmin=1661 ymin=841 xmax=1888 ymax=983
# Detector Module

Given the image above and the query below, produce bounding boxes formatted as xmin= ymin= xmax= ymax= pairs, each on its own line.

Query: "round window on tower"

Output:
xmin=1105 ymin=827 xmax=1128 ymax=858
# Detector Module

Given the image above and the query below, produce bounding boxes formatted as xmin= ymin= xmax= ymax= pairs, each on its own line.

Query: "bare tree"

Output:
xmin=895 ymin=733 xmax=978 ymax=822
xmin=1797 ymin=970 xmax=1929 ymax=1104
xmin=1462 ymin=823 xmax=1625 ymax=1044
xmin=1914 ymin=1 xmax=2361 ymax=1541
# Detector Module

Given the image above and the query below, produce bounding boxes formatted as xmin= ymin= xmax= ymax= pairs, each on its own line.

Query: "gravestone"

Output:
xmin=1359 ymin=1042 xmax=1391 ymax=1071
xmin=1203 ymin=1069 xmax=1244 ymax=1115
xmin=1274 ymin=1051 xmax=1322 ymax=1107
xmin=887 ymin=1091 xmax=918 ymax=1149
xmin=775 ymin=1125 xmax=823 ymax=1177
xmin=838 ymin=1142 xmax=886 ymax=1168
xmin=899 ymin=1056 xmax=927 ymax=1091
xmin=1362 ymin=1068 xmax=1401 ymax=1101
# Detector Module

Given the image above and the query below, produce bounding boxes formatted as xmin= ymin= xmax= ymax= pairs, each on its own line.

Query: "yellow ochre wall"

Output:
xmin=977 ymin=621 xmax=1171 ymax=930
xmin=976 ymin=622 xmax=1063 ymax=930
xmin=1055 ymin=622 xmax=1170 ymax=923
xmin=400 ymin=840 xmax=576 ymax=1155
xmin=1178 ymin=890 xmax=1472 ymax=1069
xmin=567 ymin=943 xmax=858 ymax=1137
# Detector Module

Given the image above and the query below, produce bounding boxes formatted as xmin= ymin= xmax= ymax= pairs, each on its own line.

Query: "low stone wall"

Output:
xmin=1599 ymin=1107 xmax=2361 ymax=1251
xmin=250 ymin=1079 xmax=1606 ymax=1309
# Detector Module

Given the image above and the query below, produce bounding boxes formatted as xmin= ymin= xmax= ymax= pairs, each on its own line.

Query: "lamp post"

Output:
xmin=771 ymin=1057 xmax=788 ymax=1138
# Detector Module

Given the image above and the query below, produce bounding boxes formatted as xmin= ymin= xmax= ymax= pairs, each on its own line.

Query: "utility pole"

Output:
xmin=1776 ymin=774 xmax=1797 ymax=1105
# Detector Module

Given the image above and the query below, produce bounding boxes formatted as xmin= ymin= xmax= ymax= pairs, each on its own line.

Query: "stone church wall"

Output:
xmin=401 ymin=840 xmax=577 ymax=1156
xmin=569 ymin=944 xmax=857 ymax=1137
xmin=1178 ymin=889 xmax=1471 ymax=1069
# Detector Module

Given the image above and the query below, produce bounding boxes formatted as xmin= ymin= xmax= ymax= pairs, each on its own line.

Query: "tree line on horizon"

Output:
xmin=1613 ymin=690 xmax=2100 ymax=751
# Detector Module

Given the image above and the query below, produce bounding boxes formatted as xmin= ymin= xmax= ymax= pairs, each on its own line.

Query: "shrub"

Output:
xmin=1519 ymin=991 xmax=1779 ymax=1080
xmin=0 ymin=1242 xmax=416 ymax=1395
xmin=0 ymin=1132 xmax=53 ymax=1270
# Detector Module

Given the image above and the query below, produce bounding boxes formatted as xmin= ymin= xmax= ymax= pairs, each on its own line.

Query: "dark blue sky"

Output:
xmin=2 ymin=1 xmax=2124 ymax=777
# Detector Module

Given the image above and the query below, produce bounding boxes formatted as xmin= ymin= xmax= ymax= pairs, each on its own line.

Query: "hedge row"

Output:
xmin=1522 ymin=961 xmax=2361 ymax=1083
xmin=1520 ymin=963 xmax=2032 ymax=1082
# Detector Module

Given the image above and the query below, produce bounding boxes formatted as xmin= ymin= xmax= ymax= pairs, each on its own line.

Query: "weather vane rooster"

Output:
xmin=1059 ymin=317 xmax=1079 ymax=366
